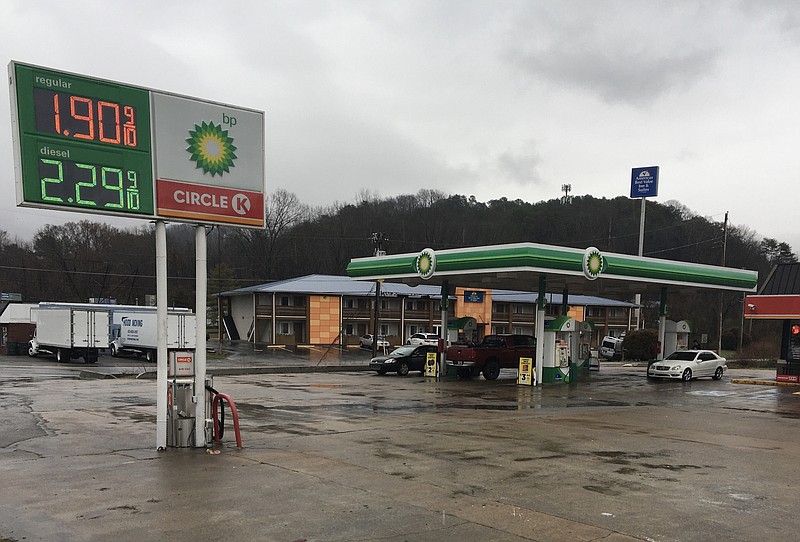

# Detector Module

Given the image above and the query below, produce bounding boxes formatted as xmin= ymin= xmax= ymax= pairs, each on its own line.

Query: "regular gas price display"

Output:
xmin=9 ymin=62 xmax=154 ymax=217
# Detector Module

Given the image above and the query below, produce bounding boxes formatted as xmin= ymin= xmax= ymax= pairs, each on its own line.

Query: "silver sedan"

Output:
xmin=647 ymin=350 xmax=727 ymax=381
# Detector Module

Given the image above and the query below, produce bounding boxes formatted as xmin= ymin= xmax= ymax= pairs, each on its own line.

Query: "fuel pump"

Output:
xmin=663 ymin=320 xmax=691 ymax=358
xmin=541 ymin=316 xmax=576 ymax=383
xmin=576 ymin=321 xmax=596 ymax=370
xmin=167 ymin=350 xmax=196 ymax=447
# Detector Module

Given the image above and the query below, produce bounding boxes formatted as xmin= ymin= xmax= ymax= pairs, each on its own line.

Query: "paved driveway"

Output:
xmin=1 ymin=360 xmax=798 ymax=542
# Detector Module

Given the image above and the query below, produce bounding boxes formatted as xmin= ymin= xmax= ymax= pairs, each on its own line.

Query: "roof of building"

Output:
xmin=221 ymin=274 xmax=637 ymax=307
xmin=0 ymin=303 xmax=37 ymax=324
xmin=758 ymin=263 xmax=800 ymax=295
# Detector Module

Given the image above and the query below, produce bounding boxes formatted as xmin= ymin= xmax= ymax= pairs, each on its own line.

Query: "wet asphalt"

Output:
xmin=1 ymin=350 xmax=799 ymax=542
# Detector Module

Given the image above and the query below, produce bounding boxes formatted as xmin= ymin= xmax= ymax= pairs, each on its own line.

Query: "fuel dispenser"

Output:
xmin=541 ymin=316 xmax=576 ymax=383
xmin=574 ymin=321 xmax=598 ymax=371
xmin=167 ymin=350 xmax=196 ymax=448
xmin=663 ymin=320 xmax=691 ymax=358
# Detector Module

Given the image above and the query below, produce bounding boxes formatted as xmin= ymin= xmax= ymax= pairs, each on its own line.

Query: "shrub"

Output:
xmin=721 ymin=328 xmax=752 ymax=351
xmin=623 ymin=329 xmax=659 ymax=361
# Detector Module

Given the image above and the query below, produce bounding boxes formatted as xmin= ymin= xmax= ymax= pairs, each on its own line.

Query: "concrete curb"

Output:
xmin=79 ymin=364 xmax=374 ymax=380
xmin=730 ymin=378 xmax=800 ymax=387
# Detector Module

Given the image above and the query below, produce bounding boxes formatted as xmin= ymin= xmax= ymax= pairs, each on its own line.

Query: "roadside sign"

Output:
xmin=9 ymin=61 xmax=265 ymax=228
xmin=425 ymin=352 xmax=438 ymax=377
xmin=630 ymin=166 xmax=659 ymax=198
xmin=518 ymin=357 xmax=535 ymax=386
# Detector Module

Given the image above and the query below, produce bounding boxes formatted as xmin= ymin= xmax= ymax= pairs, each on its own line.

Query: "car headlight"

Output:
xmin=671 ymin=365 xmax=682 ymax=371
xmin=384 ymin=359 xmax=394 ymax=364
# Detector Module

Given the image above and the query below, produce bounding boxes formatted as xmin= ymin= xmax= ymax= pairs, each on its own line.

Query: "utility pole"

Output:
xmin=717 ymin=211 xmax=728 ymax=352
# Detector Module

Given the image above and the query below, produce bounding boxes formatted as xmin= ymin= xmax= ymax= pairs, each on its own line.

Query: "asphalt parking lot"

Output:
xmin=1 ymin=355 xmax=799 ymax=542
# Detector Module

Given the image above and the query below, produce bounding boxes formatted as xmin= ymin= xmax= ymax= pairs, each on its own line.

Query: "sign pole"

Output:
xmin=156 ymin=220 xmax=168 ymax=450
xmin=194 ymin=225 xmax=208 ymax=447
xmin=630 ymin=166 xmax=659 ymax=331
xmin=635 ymin=196 xmax=646 ymax=329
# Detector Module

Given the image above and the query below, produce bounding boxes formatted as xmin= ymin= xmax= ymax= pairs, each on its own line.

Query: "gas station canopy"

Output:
xmin=346 ymin=242 xmax=758 ymax=297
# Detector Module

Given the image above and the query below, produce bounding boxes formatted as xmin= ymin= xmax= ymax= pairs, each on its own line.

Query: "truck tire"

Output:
xmin=145 ymin=349 xmax=155 ymax=363
xmin=56 ymin=348 xmax=69 ymax=363
xmin=28 ymin=344 xmax=37 ymax=357
xmin=482 ymin=360 xmax=501 ymax=381
xmin=457 ymin=368 xmax=473 ymax=379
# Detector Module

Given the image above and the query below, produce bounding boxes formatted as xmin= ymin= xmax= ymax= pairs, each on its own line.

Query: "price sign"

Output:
xmin=10 ymin=62 xmax=154 ymax=217
xmin=10 ymin=61 xmax=265 ymax=227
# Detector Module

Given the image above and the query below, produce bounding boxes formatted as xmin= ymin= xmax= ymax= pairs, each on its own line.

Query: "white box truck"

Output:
xmin=28 ymin=305 xmax=111 ymax=363
xmin=110 ymin=309 xmax=196 ymax=362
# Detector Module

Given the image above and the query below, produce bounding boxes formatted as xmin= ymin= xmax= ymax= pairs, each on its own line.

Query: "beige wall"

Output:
xmin=309 ymin=295 xmax=341 ymax=345
xmin=454 ymin=287 xmax=492 ymax=327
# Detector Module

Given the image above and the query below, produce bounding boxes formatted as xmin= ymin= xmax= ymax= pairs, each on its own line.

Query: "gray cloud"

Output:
xmin=503 ymin=2 xmax=722 ymax=105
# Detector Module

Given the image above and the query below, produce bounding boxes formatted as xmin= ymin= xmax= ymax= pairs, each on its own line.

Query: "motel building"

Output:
xmin=217 ymin=274 xmax=637 ymax=348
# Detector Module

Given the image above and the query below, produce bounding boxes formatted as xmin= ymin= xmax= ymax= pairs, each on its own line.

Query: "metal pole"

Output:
xmin=534 ymin=275 xmax=546 ymax=385
xmin=439 ymin=280 xmax=449 ymax=377
xmin=372 ymin=280 xmax=381 ymax=358
xmin=194 ymin=225 xmax=207 ymax=447
xmin=156 ymin=221 xmax=168 ymax=450
xmin=718 ymin=211 xmax=728 ymax=352
xmin=635 ymin=197 xmax=646 ymax=329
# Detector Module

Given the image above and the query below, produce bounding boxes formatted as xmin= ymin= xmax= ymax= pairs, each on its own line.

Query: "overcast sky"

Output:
xmin=2 ymin=0 xmax=799 ymax=256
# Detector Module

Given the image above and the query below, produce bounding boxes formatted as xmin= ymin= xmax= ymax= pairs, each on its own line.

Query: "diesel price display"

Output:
xmin=9 ymin=62 xmax=155 ymax=217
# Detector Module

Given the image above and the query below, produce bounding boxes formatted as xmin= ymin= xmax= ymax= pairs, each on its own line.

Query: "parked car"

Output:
xmin=359 ymin=334 xmax=390 ymax=349
xmin=370 ymin=344 xmax=437 ymax=376
xmin=407 ymin=333 xmax=440 ymax=346
xmin=647 ymin=350 xmax=727 ymax=381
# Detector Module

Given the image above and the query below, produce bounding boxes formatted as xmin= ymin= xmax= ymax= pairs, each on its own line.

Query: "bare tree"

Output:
xmin=231 ymin=189 xmax=310 ymax=280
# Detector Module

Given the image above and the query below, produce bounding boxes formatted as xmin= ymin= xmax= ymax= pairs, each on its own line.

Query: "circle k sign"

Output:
xmin=156 ymin=179 xmax=264 ymax=227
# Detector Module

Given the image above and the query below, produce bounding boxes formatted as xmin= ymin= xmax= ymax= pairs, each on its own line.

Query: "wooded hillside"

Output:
xmin=1 ymin=189 xmax=795 ymax=351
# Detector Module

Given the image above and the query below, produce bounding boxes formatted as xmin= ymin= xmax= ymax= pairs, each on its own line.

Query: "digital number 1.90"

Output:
xmin=33 ymin=88 xmax=138 ymax=147
xmin=39 ymin=158 xmax=141 ymax=211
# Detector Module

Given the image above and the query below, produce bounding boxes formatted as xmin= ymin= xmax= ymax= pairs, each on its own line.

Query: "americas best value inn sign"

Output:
xmin=9 ymin=61 xmax=265 ymax=228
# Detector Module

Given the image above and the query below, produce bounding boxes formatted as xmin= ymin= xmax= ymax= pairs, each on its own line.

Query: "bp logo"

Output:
xmin=583 ymin=246 xmax=605 ymax=280
xmin=186 ymin=121 xmax=238 ymax=177
xmin=415 ymin=248 xmax=436 ymax=280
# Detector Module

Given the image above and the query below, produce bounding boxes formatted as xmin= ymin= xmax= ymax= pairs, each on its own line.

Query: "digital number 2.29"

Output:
xmin=40 ymin=158 xmax=140 ymax=210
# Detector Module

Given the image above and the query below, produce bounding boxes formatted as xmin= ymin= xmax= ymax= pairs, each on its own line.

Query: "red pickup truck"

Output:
xmin=446 ymin=334 xmax=537 ymax=380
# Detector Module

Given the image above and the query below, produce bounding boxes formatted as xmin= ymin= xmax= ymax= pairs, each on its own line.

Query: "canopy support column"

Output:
xmin=658 ymin=287 xmax=668 ymax=361
xmin=439 ymin=280 xmax=449 ymax=376
xmin=535 ymin=275 xmax=546 ymax=385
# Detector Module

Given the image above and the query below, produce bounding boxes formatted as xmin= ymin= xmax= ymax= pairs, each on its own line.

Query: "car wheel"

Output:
xmin=377 ymin=368 xmax=387 ymax=375
xmin=483 ymin=360 xmax=501 ymax=381
xmin=681 ymin=368 xmax=693 ymax=381
xmin=397 ymin=361 xmax=410 ymax=376
xmin=713 ymin=366 xmax=724 ymax=380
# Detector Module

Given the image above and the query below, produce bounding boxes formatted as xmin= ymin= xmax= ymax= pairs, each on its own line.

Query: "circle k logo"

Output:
xmin=231 ymin=193 xmax=251 ymax=215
